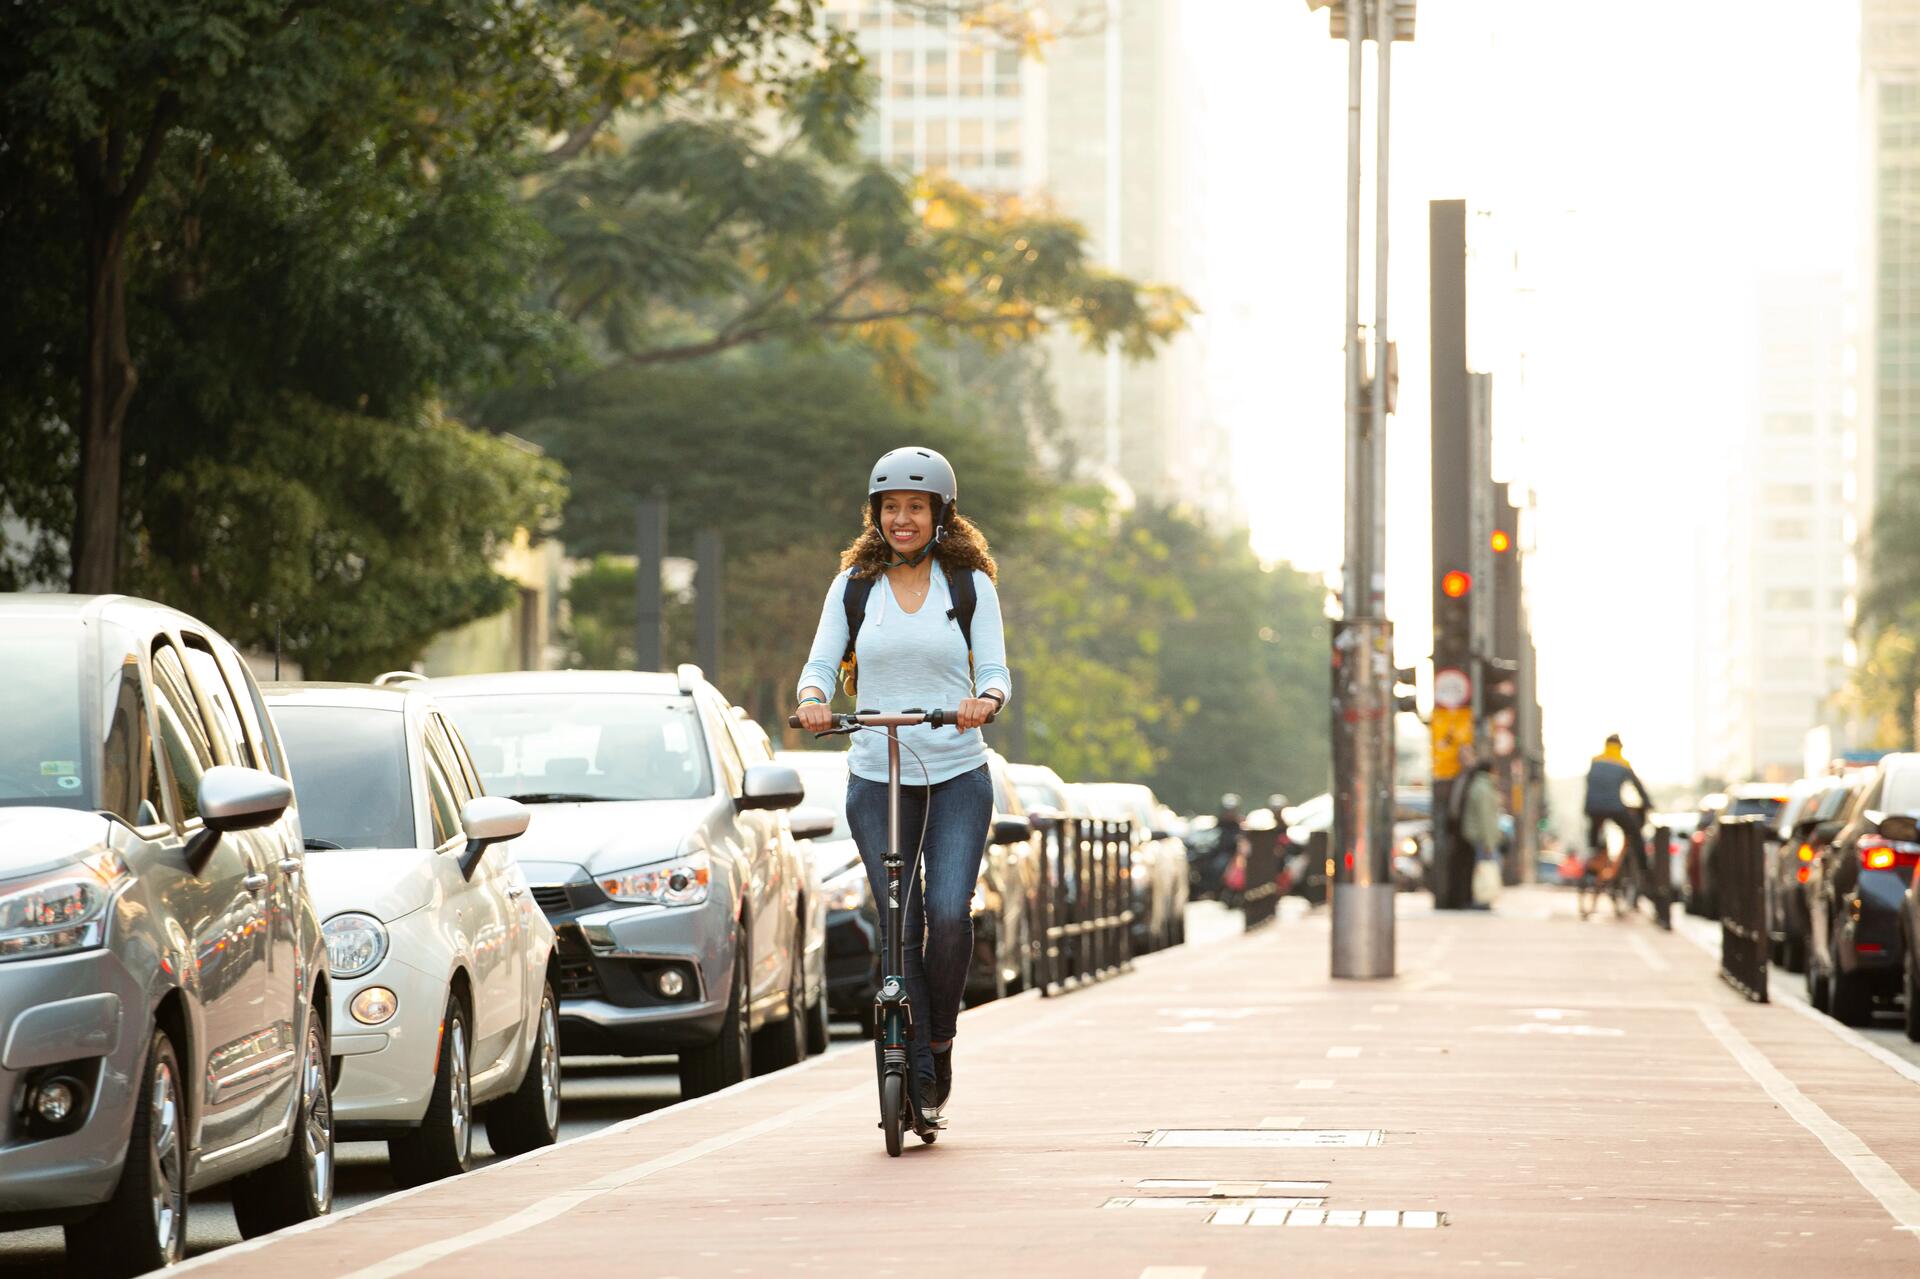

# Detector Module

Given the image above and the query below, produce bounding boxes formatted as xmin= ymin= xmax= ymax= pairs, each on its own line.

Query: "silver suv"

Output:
xmin=429 ymin=667 xmax=814 ymax=1097
xmin=0 ymin=595 xmax=332 ymax=1274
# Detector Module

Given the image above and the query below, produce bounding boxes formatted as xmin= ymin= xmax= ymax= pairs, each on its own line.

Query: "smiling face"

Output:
xmin=876 ymin=491 xmax=935 ymax=558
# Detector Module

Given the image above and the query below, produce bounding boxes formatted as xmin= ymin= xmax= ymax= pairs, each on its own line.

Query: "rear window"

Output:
xmin=1884 ymin=768 xmax=1920 ymax=816
xmin=1729 ymin=796 xmax=1785 ymax=823
xmin=275 ymin=706 xmax=415 ymax=849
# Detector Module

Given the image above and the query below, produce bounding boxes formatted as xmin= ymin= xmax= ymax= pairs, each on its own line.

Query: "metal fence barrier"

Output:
xmin=1716 ymin=815 xmax=1768 ymax=1002
xmin=1241 ymin=825 xmax=1282 ymax=928
xmin=1035 ymin=816 xmax=1134 ymax=996
xmin=1650 ymin=823 xmax=1673 ymax=931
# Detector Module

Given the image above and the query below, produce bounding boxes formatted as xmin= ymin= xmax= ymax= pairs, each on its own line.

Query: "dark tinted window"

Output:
xmin=274 ymin=706 xmax=415 ymax=849
xmin=438 ymin=692 xmax=712 ymax=802
xmin=0 ymin=621 xmax=90 ymax=811
xmin=183 ymin=641 xmax=248 ymax=767
xmin=1729 ymin=796 xmax=1785 ymax=822
xmin=151 ymin=645 xmax=214 ymax=823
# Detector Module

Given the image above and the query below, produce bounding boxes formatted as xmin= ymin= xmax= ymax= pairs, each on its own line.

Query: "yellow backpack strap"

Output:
xmin=839 ymin=573 xmax=878 ymax=699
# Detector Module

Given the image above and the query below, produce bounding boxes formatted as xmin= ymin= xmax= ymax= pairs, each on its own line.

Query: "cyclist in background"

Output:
xmin=1584 ymin=734 xmax=1652 ymax=885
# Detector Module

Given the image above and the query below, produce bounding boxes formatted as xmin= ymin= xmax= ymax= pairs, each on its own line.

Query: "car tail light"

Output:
xmin=1796 ymin=866 xmax=1811 ymax=884
xmin=1691 ymin=831 xmax=1705 ymax=846
xmin=1859 ymin=835 xmax=1920 ymax=872
xmin=1857 ymin=942 xmax=1886 ymax=955
xmin=1797 ymin=843 xmax=1814 ymax=862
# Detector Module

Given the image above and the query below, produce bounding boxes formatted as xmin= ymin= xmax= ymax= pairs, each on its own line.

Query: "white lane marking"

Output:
xmin=1698 ymin=1006 xmax=1920 ymax=1244
xmin=341 ymin=1085 xmax=861 ymax=1279
xmin=1674 ymin=912 xmax=1920 ymax=1089
xmin=1139 ymin=1269 xmax=1207 ymax=1279
xmin=1295 ymin=1078 xmax=1335 ymax=1090
xmin=1326 ymin=1046 xmax=1361 ymax=1058
xmin=1625 ymin=931 xmax=1671 ymax=973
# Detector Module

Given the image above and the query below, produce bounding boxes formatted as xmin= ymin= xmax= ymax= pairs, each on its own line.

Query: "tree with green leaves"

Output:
xmin=1848 ymin=471 xmax=1920 ymax=749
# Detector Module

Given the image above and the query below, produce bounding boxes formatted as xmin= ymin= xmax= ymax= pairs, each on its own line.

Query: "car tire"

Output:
xmin=754 ymin=921 xmax=807 ymax=1074
xmin=806 ymin=980 xmax=832 ymax=1057
xmin=232 ymin=1008 xmax=335 ymax=1237
xmin=1904 ymin=956 xmax=1920 ymax=1044
xmin=680 ymin=923 xmax=752 ymax=1098
xmin=389 ymin=995 xmax=473 ymax=1187
xmin=1782 ymin=930 xmax=1807 ymax=974
xmin=484 ymin=982 xmax=562 ymax=1157
xmin=1806 ymin=945 xmax=1829 ymax=1009
xmin=1830 ymin=968 xmax=1872 ymax=1027
xmin=67 ymin=1026 xmax=187 ymax=1276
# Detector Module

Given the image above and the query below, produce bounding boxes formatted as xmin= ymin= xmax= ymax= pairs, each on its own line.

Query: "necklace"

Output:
xmin=891 ymin=568 xmax=931 ymax=600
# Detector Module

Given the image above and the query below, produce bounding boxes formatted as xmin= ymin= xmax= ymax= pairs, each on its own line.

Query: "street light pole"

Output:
xmin=1318 ymin=0 xmax=1408 ymax=980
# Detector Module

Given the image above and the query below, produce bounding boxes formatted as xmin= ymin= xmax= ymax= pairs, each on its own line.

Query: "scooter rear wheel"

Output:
xmin=881 ymin=1073 xmax=904 ymax=1157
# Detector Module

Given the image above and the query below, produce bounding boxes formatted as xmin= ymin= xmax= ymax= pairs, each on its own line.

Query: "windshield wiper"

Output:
xmin=304 ymin=838 xmax=345 ymax=850
xmin=506 ymin=792 xmax=614 ymax=805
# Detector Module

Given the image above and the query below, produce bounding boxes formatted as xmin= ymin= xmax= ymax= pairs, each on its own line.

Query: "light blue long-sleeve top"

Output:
xmin=796 ymin=566 xmax=1012 ymax=786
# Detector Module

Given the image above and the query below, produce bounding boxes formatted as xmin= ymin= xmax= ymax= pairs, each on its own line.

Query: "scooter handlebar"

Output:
xmin=787 ymin=708 xmax=997 ymax=730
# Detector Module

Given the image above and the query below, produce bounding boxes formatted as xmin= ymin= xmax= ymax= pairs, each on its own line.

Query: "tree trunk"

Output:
xmin=70 ymin=212 xmax=137 ymax=594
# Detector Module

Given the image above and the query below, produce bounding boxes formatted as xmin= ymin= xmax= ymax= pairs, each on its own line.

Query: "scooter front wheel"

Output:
xmin=881 ymin=1073 xmax=905 ymax=1157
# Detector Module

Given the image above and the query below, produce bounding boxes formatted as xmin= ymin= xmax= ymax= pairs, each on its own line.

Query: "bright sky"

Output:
xmin=1180 ymin=0 xmax=1861 ymax=784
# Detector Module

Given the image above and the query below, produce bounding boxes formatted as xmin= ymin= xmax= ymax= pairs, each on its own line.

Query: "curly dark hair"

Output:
xmin=839 ymin=505 xmax=998 ymax=583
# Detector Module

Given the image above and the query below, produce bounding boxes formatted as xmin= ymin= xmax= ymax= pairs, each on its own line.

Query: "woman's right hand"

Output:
xmin=795 ymin=700 xmax=834 ymax=733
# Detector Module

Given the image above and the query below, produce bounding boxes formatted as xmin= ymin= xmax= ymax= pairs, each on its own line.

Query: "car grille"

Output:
xmin=530 ymin=885 xmax=574 ymax=917
xmin=556 ymin=953 xmax=603 ymax=1000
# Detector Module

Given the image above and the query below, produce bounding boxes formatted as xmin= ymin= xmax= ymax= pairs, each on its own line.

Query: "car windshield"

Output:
xmin=437 ymin=692 xmax=711 ymax=802
xmin=779 ymin=754 xmax=851 ymax=839
xmin=274 ymin=705 xmax=415 ymax=849
xmin=0 ymin=622 xmax=92 ymax=811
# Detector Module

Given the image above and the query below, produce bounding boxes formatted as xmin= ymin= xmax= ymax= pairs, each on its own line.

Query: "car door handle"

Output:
xmin=244 ymin=872 xmax=271 ymax=894
xmin=278 ymin=858 xmax=301 ymax=874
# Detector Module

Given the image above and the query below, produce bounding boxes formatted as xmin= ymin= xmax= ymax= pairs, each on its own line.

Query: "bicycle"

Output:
xmin=788 ymin=706 xmax=989 ymax=1157
xmin=1578 ymin=809 xmax=1650 ymax=921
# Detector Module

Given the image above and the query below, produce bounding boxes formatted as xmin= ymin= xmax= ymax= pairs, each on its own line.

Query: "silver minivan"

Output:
xmin=0 ymin=595 xmax=333 ymax=1274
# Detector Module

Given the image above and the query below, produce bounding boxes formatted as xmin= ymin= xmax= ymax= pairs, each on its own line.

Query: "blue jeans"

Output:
xmin=844 ymin=764 xmax=992 ymax=1077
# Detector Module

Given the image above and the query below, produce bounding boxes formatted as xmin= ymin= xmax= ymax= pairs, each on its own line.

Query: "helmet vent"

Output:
xmin=909 ymin=473 xmax=924 ymax=481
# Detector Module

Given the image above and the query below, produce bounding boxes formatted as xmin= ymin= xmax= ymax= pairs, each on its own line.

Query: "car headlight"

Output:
xmin=600 ymin=851 xmax=710 ymax=907
xmin=323 ymin=912 xmax=389 ymax=978
xmin=0 ymin=852 xmax=125 ymax=962
xmin=822 ymin=864 xmax=868 ymax=913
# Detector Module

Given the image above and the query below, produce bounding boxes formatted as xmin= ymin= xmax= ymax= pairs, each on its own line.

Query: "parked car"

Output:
xmin=969 ymin=753 xmax=1039 ymax=1001
xmin=1006 ymin=761 xmax=1075 ymax=819
xmin=1809 ymin=754 xmax=1920 ymax=1026
xmin=1393 ymin=789 xmax=1435 ymax=892
xmin=1078 ymin=782 xmax=1189 ymax=951
xmin=430 ymin=667 xmax=815 ymax=1097
xmin=1689 ymin=786 xmax=1790 ymax=916
xmin=1764 ymin=778 xmax=1846 ymax=972
xmin=774 ymin=747 xmax=881 ymax=1023
xmin=1284 ymin=792 xmax=1333 ymax=905
xmin=0 ymin=594 xmax=331 ymax=1274
xmin=1181 ymin=815 xmax=1224 ymax=900
xmin=266 ymin=683 xmax=560 ymax=1184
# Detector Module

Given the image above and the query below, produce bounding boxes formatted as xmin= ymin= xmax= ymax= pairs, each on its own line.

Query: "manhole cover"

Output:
xmin=1210 ymin=1208 xmax=1445 ymax=1228
xmin=1105 ymin=1197 xmax=1326 ymax=1211
xmin=1144 ymin=1129 xmax=1383 ymax=1149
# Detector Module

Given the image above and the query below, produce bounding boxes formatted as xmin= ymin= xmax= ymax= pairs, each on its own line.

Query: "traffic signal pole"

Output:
xmin=1324 ymin=0 xmax=1407 ymax=980
xmin=1429 ymin=198 xmax=1473 ymax=910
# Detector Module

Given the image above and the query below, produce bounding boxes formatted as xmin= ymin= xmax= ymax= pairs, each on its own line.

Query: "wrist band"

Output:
xmin=982 ymin=690 xmax=1005 ymax=708
xmin=799 ymin=696 xmax=826 ymax=707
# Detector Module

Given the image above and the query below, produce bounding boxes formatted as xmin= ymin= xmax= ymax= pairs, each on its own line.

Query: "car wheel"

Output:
xmin=1830 ymin=968 xmax=1872 ymax=1027
xmin=484 ymin=981 xmax=563 ymax=1157
xmin=1806 ymin=944 xmax=1829 ymax=1008
xmin=754 ymin=920 xmax=807 ymax=1074
xmin=232 ymin=1009 xmax=335 ymax=1236
xmin=390 ymin=995 xmax=473 ymax=1186
xmin=67 ymin=1027 xmax=187 ymax=1276
xmin=1782 ymin=928 xmax=1807 ymax=974
xmin=679 ymin=922 xmax=752 ymax=1097
xmin=806 ymin=980 xmax=832 ymax=1057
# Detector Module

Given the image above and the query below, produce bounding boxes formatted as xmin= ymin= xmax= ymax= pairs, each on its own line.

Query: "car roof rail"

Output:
xmin=372 ymin=670 xmax=428 ymax=687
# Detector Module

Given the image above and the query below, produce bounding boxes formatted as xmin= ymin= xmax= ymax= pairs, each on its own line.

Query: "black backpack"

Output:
xmin=837 ymin=565 xmax=977 ymax=699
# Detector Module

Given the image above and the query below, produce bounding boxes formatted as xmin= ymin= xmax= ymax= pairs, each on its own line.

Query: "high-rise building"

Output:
xmin=1698 ymin=276 xmax=1853 ymax=783
xmin=824 ymin=0 xmax=1239 ymax=527
xmin=1864 ymin=0 xmax=1920 ymax=505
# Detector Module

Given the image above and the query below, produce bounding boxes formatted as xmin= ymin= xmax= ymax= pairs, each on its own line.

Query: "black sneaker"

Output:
xmin=932 ymin=1045 xmax=953 ymax=1109
xmin=914 ymin=1070 xmax=940 ymax=1120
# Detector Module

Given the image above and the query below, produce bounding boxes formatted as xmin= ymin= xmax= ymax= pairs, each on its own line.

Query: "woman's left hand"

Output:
xmin=955 ymin=697 xmax=998 ymax=730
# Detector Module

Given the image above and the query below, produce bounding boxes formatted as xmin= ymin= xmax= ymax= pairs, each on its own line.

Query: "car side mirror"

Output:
xmin=457 ymin=796 xmax=531 ymax=880
xmin=991 ymin=814 xmax=1032 ymax=846
xmin=739 ymin=763 xmax=805 ymax=812
xmin=789 ymin=805 xmax=837 ymax=841
xmin=186 ymin=766 xmax=293 ymax=873
xmin=1026 ymin=809 xmax=1059 ymax=833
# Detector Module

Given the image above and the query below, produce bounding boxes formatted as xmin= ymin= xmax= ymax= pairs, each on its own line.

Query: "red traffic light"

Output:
xmin=1490 ymin=529 xmax=1511 ymax=554
xmin=1441 ymin=570 xmax=1472 ymax=599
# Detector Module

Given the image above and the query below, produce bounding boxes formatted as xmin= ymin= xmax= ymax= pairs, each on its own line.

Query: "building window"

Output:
xmin=958 ymin=48 xmax=985 ymax=97
xmin=890 ymin=119 xmax=914 ymax=161
xmin=1763 ymin=483 xmax=1813 ymax=505
xmin=1764 ymin=413 xmax=1813 ymax=436
xmin=958 ymin=119 xmax=984 ymax=168
xmin=925 ymin=48 xmax=948 ymax=96
xmin=1764 ymin=588 xmax=1814 ymax=611
xmin=891 ymin=51 xmax=915 ymax=97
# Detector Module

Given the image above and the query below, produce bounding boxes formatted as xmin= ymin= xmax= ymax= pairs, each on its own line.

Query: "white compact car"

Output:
xmin=266 ymin=683 xmax=560 ymax=1185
